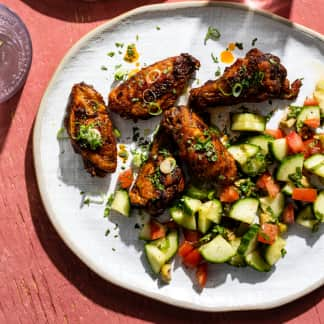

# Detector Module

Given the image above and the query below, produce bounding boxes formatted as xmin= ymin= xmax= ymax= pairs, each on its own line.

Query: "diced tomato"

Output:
xmin=257 ymin=223 xmax=279 ymax=245
xmin=303 ymin=118 xmax=320 ymax=129
xmin=302 ymin=138 xmax=322 ymax=158
xmin=304 ymin=97 xmax=319 ymax=106
xmin=118 ymin=169 xmax=134 ymax=189
xmin=149 ymin=220 xmax=166 ymax=240
xmin=182 ymin=248 xmax=202 ymax=268
xmin=286 ymin=131 xmax=305 ymax=153
xmin=292 ymin=188 xmax=317 ymax=202
xmin=219 ymin=185 xmax=240 ymax=203
xmin=256 ymin=173 xmax=280 ymax=198
xmin=196 ymin=263 xmax=208 ymax=288
xmin=183 ymin=230 xmax=201 ymax=243
xmin=178 ymin=241 xmax=194 ymax=258
xmin=282 ymin=203 xmax=295 ymax=224
xmin=264 ymin=129 xmax=284 ymax=139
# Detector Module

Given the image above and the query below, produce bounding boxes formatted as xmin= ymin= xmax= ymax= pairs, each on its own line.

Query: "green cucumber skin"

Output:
xmin=313 ymin=191 xmax=324 ymax=222
xmin=276 ymin=154 xmax=304 ymax=182
xmin=169 ymin=206 xmax=196 ymax=230
xmin=238 ymin=224 xmax=260 ymax=256
xmin=229 ymin=198 xmax=259 ymax=224
xmin=270 ymin=138 xmax=288 ymax=161
xmin=246 ymin=135 xmax=274 ymax=155
xmin=111 ymin=190 xmax=130 ymax=216
xmin=264 ymin=236 xmax=286 ymax=266
xmin=245 ymin=250 xmax=271 ymax=272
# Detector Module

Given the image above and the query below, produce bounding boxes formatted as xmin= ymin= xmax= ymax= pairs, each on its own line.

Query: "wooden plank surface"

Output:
xmin=0 ymin=0 xmax=323 ymax=323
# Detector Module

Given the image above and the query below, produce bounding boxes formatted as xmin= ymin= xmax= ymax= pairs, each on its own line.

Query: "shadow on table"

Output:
xmin=26 ymin=125 xmax=322 ymax=323
xmin=0 ymin=90 xmax=22 ymax=153
xmin=21 ymin=0 xmax=293 ymax=22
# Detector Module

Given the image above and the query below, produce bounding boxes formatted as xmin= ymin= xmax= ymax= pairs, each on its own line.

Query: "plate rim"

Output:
xmin=33 ymin=1 xmax=324 ymax=312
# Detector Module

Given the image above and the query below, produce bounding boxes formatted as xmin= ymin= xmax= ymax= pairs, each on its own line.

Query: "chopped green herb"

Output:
xmin=251 ymin=38 xmax=258 ymax=46
xmin=77 ymin=124 xmax=102 ymax=150
xmin=235 ymin=42 xmax=243 ymax=50
xmin=288 ymin=167 xmax=303 ymax=187
xmin=115 ymin=42 xmax=124 ymax=48
xmin=135 ymin=34 xmax=139 ymax=41
xmin=114 ymin=67 xmax=128 ymax=81
xmin=287 ymin=105 xmax=303 ymax=119
xmin=215 ymin=66 xmax=221 ymax=77
xmin=204 ymin=26 xmax=221 ymax=45
xmin=56 ymin=127 xmax=68 ymax=140
xmin=112 ymin=248 xmax=116 ymax=251
xmin=281 ymin=248 xmax=287 ymax=257
xmin=113 ymin=128 xmax=121 ymax=138
xmin=107 ymin=51 xmax=115 ymax=57
xmin=104 ymin=194 xmax=115 ymax=217
xmin=150 ymin=170 xmax=165 ymax=191
xmin=105 ymin=229 xmax=110 ymax=237
xmin=101 ymin=65 xmax=108 ymax=71
xmin=156 ymin=26 xmax=161 ymax=30
xmin=82 ymin=193 xmax=105 ymax=207
xmin=211 ymin=53 xmax=219 ymax=63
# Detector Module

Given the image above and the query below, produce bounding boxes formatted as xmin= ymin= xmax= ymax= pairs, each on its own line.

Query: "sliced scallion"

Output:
xmin=232 ymin=83 xmax=243 ymax=97
xmin=148 ymin=102 xmax=162 ymax=116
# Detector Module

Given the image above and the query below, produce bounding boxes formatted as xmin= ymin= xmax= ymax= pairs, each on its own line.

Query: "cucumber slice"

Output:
xmin=296 ymin=205 xmax=319 ymax=230
xmin=228 ymin=144 xmax=260 ymax=165
xmin=198 ymin=200 xmax=222 ymax=224
xmin=183 ymin=196 xmax=202 ymax=216
xmin=197 ymin=213 xmax=212 ymax=234
xmin=144 ymin=244 xmax=167 ymax=274
xmin=111 ymin=190 xmax=130 ymax=216
xmin=313 ymin=162 xmax=324 ymax=178
xmin=199 ymin=235 xmax=236 ymax=263
xmin=276 ymin=154 xmax=304 ymax=182
xmin=238 ymin=224 xmax=260 ymax=256
xmin=241 ymin=152 xmax=267 ymax=176
xmin=228 ymin=238 xmax=246 ymax=267
xmin=270 ymin=138 xmax=288 ymax=161
xmin=169 ymin=206 xmax=196 ymax=230
xmin=264 ymin=236 xmax=286 ymax=266
xmin=231 ymin=113 xmax=266 ymax=132
xmin=304 ymin=154 xmax=324 ymax=171
xmin=145 ymin=230 xmax=179 ymax=274
xmin=152 ymin=230 xmax=179 ymax=261
xmin=229 ymin=198 xmax=259 ymax=224
xmin=296 ymin=106 xmax=320 ymax=131
xmin=245 ymin=250 xmax=271 ymax=272
xmin=259 ymin=192 xmax=285 ymax=220
xmin=313 ymin=190 xmax=324 ymax=222
xmin=246 ymin=135 xmax=274 ymax=155
xmin=139 ymin=222 xmax=151 ymax=240
xmin=281 ymin=182 xmax=295 ymax=196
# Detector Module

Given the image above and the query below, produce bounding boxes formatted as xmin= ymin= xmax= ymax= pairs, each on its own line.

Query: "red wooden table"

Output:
xmin=0 ymin=0 xmax=323 ymax=323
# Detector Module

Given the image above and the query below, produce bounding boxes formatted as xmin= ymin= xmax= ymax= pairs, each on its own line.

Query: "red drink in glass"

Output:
xmin=0 ymin=4 xmax=32 ymax=103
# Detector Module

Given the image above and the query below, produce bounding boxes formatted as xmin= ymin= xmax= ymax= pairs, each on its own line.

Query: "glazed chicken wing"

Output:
xmin=189 ymin=48 xmax=302 ymax=109
xmin=129 ymin=129 xmax=185 ymax=215
xmin=66 ymin=82 xmax=117 ymax=177
xmin=108 ymin=53 xmax=200 ymax=120
xmin=161 ymin=106 xmax=237 ymax=184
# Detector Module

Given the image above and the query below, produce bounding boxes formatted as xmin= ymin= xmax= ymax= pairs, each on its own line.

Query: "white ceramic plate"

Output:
xmin=33 ymin=2 xmax=324 ymax=311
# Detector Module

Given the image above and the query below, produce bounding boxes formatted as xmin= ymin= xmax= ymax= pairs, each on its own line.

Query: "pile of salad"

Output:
xmin=108 ymin=80 xmax=324 ymax=288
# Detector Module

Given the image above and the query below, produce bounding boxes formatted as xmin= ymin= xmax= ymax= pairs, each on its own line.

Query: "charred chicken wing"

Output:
xmin=108 ymin=53 xmax=200 ymax=120
xmin=161 ymin=106 xmax=237 ymax=183
xmin=66 ymin=82 xmax=117 ymax=177
xmin=129 ymin=130 xmax=185 ymax=215
xmin=189 ymin=48 xmax=302 ymax=109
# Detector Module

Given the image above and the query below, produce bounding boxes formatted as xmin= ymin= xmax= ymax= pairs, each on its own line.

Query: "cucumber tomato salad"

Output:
xmin=110 ymin=80 xmax=324 ymax=288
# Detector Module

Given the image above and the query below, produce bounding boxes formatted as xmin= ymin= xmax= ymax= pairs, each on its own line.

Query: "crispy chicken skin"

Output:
xmin=189 ymin=48 xmax=302 ymax=109
xmin=129 ymin=129 xmax=185 ymax=215
xmin=66 ymin=82 xmax=117 ymax=177
xmin=161 ymin=106 xmax=237 ymax=184
xmin=108 ymin=53 xmax=200 ymax=120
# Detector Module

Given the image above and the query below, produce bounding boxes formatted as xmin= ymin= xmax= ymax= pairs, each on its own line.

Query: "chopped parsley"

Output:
xmin=77 ymin=124 xmax=102 ymax=150
xmin=189 ymin=131 xmax=218 ymax=162
xmin=105 ymin=229 xmax=110 ymax=237
xmin=135 ymin=34 xmax=139 ymax=41
xmin=288 ymin=167 xmax=303 ymax=187
xmin=204 ymin=26 xmax=221 ymax=45
xmin=235 ymin=42 xmax=243 ymax=50
xmin=211 ymin=53 xmax=219 ymax=63
xmin=104 ymin=194 xmax=115 ymax=217
xmin=251 ymin=37 xmax=258 ymax=46
xmin=287 ymin=105 xmax=303 ymax=119
xmin=115 ymin=42 xmax=124 ymax=48
xmin=156 ymin=26 xmax=161 ymax=30
xmin=150 ymin=170 xmax=165 ymax=191
xmin=281 ymin=248 xmax=287 ymax=257
xmin=107 ymin=51 xmax=115 ymax=57
xmin=101 ymin=65 xmax=108 ymax=71
xmin=215 ymin=66 xmax=221 ymax=78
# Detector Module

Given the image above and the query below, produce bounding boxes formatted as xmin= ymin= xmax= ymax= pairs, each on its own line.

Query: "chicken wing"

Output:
xmin=161 ymin=106 xmax=237 ymax=184
xmin=129 ymin=129 xmax=185 ymax=215
xmin=66 ymin=82 xmax=117 ymax=177
xmin=108 ymin=53 xmax=200 ymax=120
xmin=189 ymin=48 xmax=302 ymax=109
